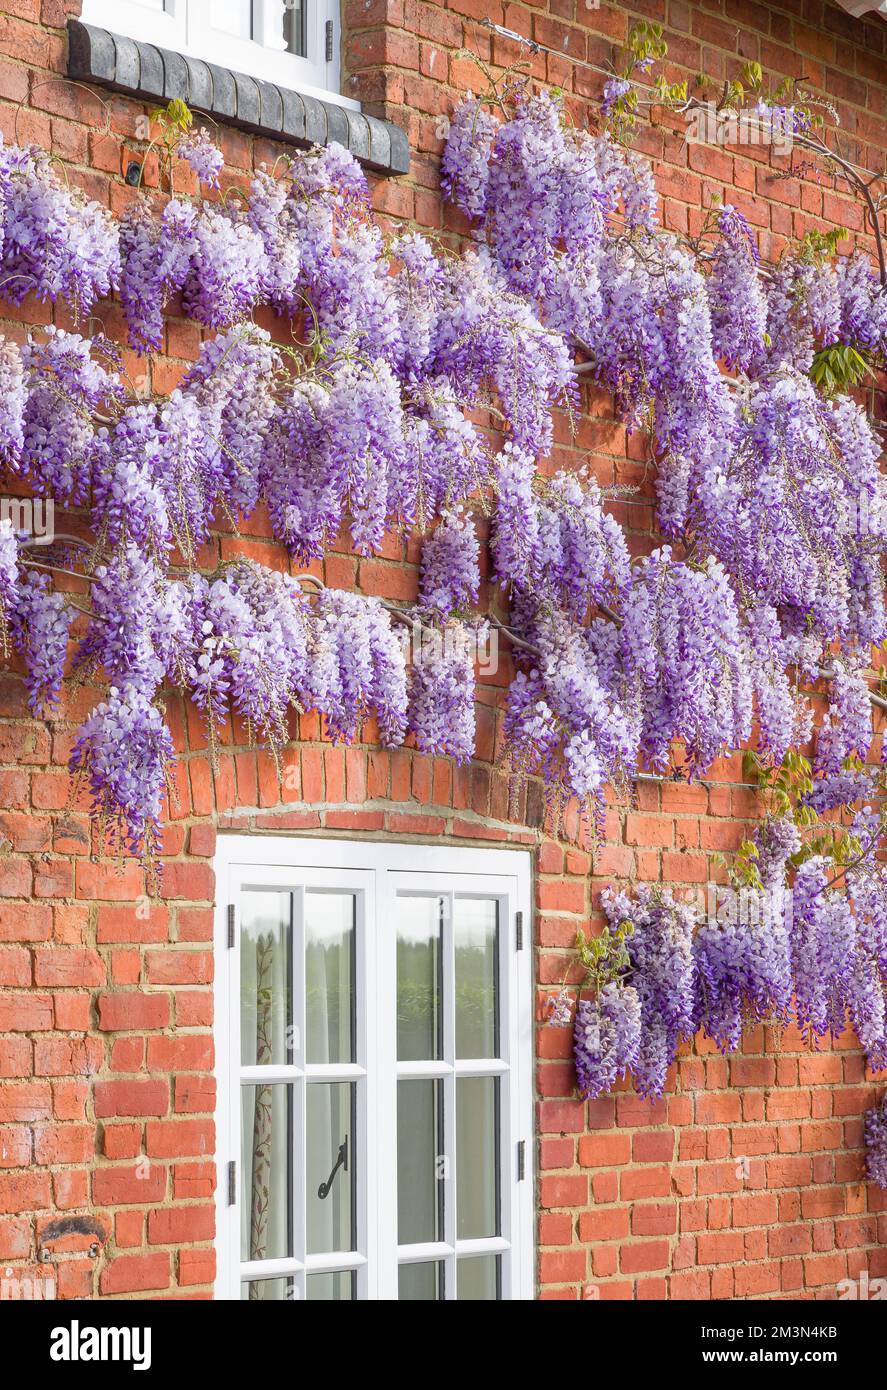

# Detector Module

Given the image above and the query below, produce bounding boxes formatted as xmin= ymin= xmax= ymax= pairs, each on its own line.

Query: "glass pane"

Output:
xmin=241 ymin=1085 xmax=294 ymax=1263
xmin=457 ymin=1255 xmax=500 ymax=1301
xmin=398 ymin=1261 xmax=444 ymax=1300
xmin=241 ymin=1277 xmax=294 ymax=1301
xmin=211 ymin=0 xmax=250 ymax=36
xmin=240 ymin=891 xmax=293 ymax=1067
xmin=455 ymin=898 xmax=499 ymax=1058
xmin=306 ymin=892 xmax=355 ymax=1065
xmin=306 ymin=1083 xmax=355 ymax=1255
xmin=307 ymin=1271 xmax=355 ymax=1301
xmin=397 ymin=895 xmax=443 ymax=1061
xmin=397 ymin=1079 xmax=443 ymax=1245
xmin=456 ymin=1076 xmax=499 ymax=1240
xmin=282 ymin=0 xmax=307 ymax=56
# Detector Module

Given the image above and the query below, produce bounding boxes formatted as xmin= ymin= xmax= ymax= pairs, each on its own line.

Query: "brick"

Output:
xmin=97 ymin=993 xmax=170 ymax=1031
xmin=147 ymin=1204 xmax=214 ymax=1245
xmin=94 ymin=1080 xmax=169 ymax=1119
xmin=100 ymin=1253 xmax=170 ymax=1295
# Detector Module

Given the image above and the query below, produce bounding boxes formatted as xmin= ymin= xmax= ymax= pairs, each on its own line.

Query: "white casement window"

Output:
xmin=214 ymin=838 xmax=535 ymax=1301
xmin=80 ymin=0 xmax=350 ymax=104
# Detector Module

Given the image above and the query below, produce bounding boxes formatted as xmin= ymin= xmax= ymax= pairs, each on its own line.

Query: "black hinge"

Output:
xmin=227 ymin=904 xmax=235 ymax=948
xmin=517 ymin=1140 xmax=526 ymax=1181
xmin=227 ymin=1160 xmax=236 ymax=1206
xmin=515 ymin=910 xmax=524 ymax=951
xmin=325 ymin=20 xmax=334 ymax=62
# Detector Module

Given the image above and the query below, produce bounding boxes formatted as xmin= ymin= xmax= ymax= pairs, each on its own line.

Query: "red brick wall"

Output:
xmin=0 ymin=0 xmax=885 ymax=1301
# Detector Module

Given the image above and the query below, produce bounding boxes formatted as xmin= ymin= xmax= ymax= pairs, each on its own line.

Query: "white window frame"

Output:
xmin=80 ymin=0 xmax=355 ymax=107
xmin=214 ymin=836 xmax=535 ymax=1301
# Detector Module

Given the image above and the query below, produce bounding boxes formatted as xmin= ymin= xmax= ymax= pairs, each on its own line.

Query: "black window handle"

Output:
xmin=318 ymin=1136 xmax=348 ymax=1200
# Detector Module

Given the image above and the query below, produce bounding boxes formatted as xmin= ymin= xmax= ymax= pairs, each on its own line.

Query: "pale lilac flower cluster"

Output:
xmin=707 ymin=205 xmax=768 ymax=372
xmin=815 ymin=661 xmax=873 ymax=774
xmin=0 ymin=334 xmax=25 ymax=463
xmin=118 ymin=199 xmax=196 ymax=353
xmin=865 ymin=1093 xmax=887 ymax=1190
xmin=175 ymin=128 xmax=224 ymax=188
xmin=418 ymin=510 xmax=479 ymax=618
xmin=9 ymin=570 xmax=74 ymax=713
xmin=308 ymin=588 xmax=408 ymax=746
xmin=19 ymin=328 xmax=121 ymax=504
xmin=69 ymin=685 xmax=174 ymax=859
xmin=0 ymin=139 xmax=119 ymax=317
xmin=602 ymin=885 xmax=696 ymax=1098
xmin=407 ymin=620 xmax=476 ymax=763
xmin=573 ymin=984 xmax=642 ymax=1099
xmin=619 ymin=550 xmax=752 ymax=774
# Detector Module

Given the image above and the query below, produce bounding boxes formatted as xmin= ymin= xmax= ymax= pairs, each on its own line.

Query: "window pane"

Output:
xmin=241 ymin=1277 xmax=294 ymax=1301
xmin=397 ymin=1079 xmax=443 ymax=1245
xmin=241 ymin=891 xmax=293 ymax=1067
xmin=210 ymin=0 xmax=250 ymax=37
xmin=457 ymin=1255 xmax=500 ymax=1301
xmin=241 ymin=1084 xmax=294 ymax=1263
xmin=396 ymin=895 xmax=443 ymax=1061
xmin=307 ymin=1083 xmax=355 ymax=1255
xmin=307 ymin=1271 xmax=355 ymax=1301
xmin=455 ymin=898 xmax=498 ymax=1058
xmin=398 ymin=1261 xmax=444 ymax=1300
xmin=281 ymin=0 xmax=307 ymax=56
xmin=456 ymin=1076 xmax=500 ymax=1239
xmin=306 ymin=892 xmax=355 ymax=1065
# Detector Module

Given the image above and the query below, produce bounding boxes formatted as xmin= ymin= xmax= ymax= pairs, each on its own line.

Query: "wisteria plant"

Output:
xmin=0 ymin=41 xmax=886 ymax=1168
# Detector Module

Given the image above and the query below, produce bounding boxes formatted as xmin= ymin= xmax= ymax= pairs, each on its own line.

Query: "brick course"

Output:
xmin=0 ymin=0 xmax=884 ymax=1300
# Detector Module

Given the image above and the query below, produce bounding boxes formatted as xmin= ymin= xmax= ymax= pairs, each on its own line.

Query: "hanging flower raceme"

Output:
xmin=835 ymin=252 xmax=887 ymax=356
xmin=0 ymin=138 xmax=119 ymax=318
xmin=247 ymin=168 xmax=303 ymax=316
xmin=9 ymin=569 xmax=74 ymax=714
xmin=181 ymin=326 xmax=280 ymax=519
xmin=790 ymin=857 xmax=859 ymax=1042
xmin=93 ymin=404 xmax=172 ymax=556
xmin=398 ymin=379 xmax=490 ymax=528
xmin=119 ymin=198 xmax=197 ymax=353
xmin=18 ymin=329 xmax=121 ymax=505
xmin=573 ymin=984 xmax=642 ymax=1100
xmin=175 ymin=128 xmax=224 ymax=189
xmin=181 ymin=201 xmax=266 ymax=329
xmin=0 ymin=334 xmax=25 ymax=466
xmin=815 ymin=661 xmax=873 ymax=774
xmin=696 ymin=372 xmax=874 ymax=646
xmin=291 ymin=146 xmax=399 ymax=363
xmin=694 ymin=881 xmax=793 ymax=1052
xmin=388 ymin=232 xmax=446 ymax=381
xmin=0 ymin=518 xmax=20 ymax=655
xmin=186 ymin=562 xmax=313 ymax=761
xmin=766 ymin=252 xmax=842 ymax=373
xmin=418 ymin=509 xmax=480 ymax=619
xmin=706 ymin=205 xmax=768 ymax=374
xmin=440 ymin=97 xmax=498 ymax=221
xmin=431 ymin=250 xmax=576 ymax=456
xmin=70 ymin=685 xmax=174 ymax=862
xmin=865 ymin=1092 xmax=887 ymax=1190
xmin=619 ymin=549 xmax=752 ymax=774
xmin=307 ymin=588 xmax=408 ymax=746
xmin=494 ymin=459 xmax=631 ymax=620
xmin=77 ymin=545 xmax=171 ymax=698
xmin=407 ymin=619 xmax=477 ymax=764
xmin=503 ymin=600 xmax=639 ymax=822
xmin=602 ymin=885 xmax=696 ymax=1099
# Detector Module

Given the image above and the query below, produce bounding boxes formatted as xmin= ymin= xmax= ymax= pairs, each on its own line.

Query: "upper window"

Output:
xmin=80 ymin=0 xmax=348 ymax=104
xmin=214 ymin=838 xmax=535 ymax=1301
